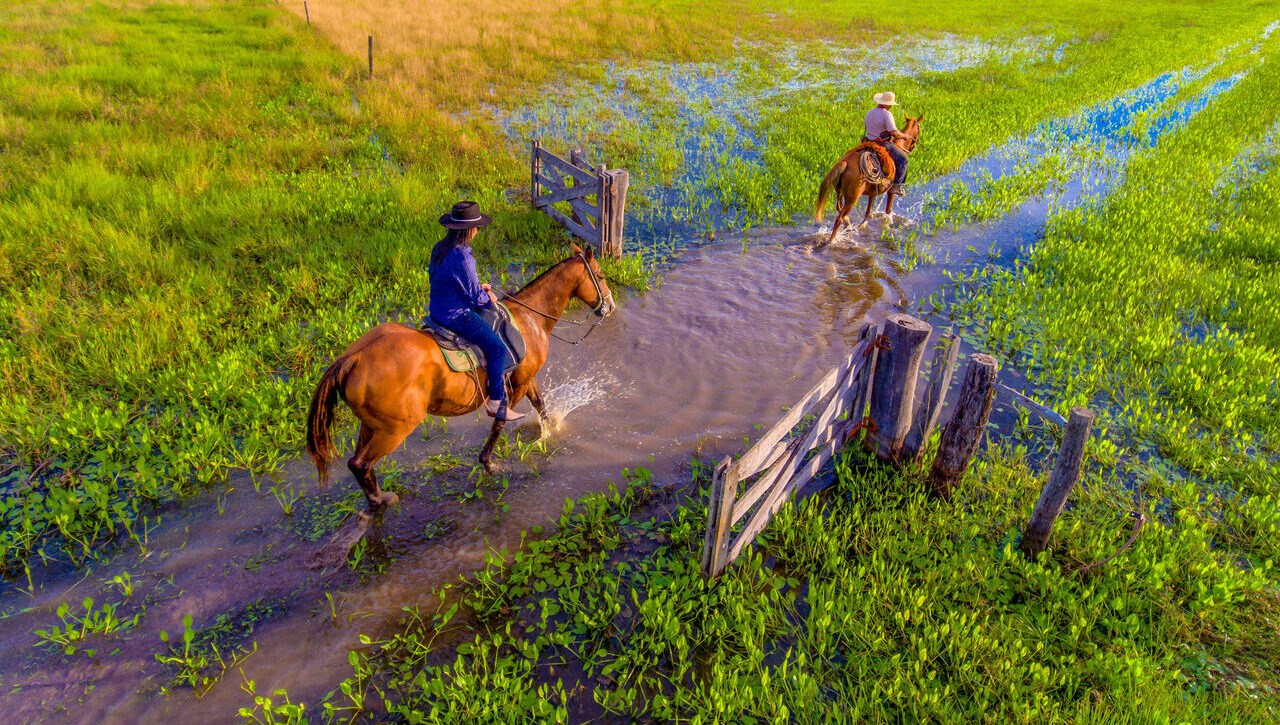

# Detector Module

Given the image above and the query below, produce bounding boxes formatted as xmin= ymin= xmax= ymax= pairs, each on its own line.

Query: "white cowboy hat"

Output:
xmin=873 ymin=91 xmax=899 ymax=106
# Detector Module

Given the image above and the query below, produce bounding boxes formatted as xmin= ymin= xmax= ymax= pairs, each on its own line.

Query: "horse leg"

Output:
xmin=526 ymin=379 xmax=552 ymax=437
xmin=863 ymin=194 xmax=877 ymax=226
xmin=479 ymin=379 xmax=537 ymax=471
xmin=828 ymin=192 xmax=859 ymax=245
xmin=347 ymin=422 xmax=411 ymax=510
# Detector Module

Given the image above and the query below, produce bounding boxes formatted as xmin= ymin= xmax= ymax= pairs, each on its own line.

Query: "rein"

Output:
xmin=496 ymin=253 xmax=612 ymax=346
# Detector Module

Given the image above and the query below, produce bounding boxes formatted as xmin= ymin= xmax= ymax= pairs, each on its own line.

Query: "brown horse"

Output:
xmin=814 ymin=114 xmax=923 ymax=247
xmin=306 ymin=244 xmax=616 ymax=511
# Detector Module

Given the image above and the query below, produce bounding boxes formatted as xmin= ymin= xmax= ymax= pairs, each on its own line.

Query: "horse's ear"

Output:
xmin=917 ymin=111 xmax=925 ymax=121
xmin=583 ymin=244 xmax=594 ymax=261
xmin=570 ymin=242 xmax=584 ymax=256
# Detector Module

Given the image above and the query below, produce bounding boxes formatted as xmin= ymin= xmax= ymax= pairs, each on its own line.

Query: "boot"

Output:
xmin=485 ymin=399 xmax=526 ymax=422
xmin=889 ymin=183 xmax=907 ymax=197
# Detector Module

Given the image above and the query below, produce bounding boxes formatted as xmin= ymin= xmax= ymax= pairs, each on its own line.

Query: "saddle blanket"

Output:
xmin=420 ymin=303 xmax=527 ymax=373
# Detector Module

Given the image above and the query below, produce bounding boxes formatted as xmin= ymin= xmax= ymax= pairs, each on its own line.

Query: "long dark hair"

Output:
xmin=429 ymin=228 xmax=469 ymax=273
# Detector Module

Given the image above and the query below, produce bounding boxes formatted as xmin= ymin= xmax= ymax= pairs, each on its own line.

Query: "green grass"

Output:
xmin=0 ymin=1 xmax=614 ymax=574
xmin=294 ymin=446 xmax=1278 ymax=722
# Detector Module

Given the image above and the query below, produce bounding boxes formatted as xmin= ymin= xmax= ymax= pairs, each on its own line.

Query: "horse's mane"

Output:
xmin=504 ymin=255 xmax=578 ymax=299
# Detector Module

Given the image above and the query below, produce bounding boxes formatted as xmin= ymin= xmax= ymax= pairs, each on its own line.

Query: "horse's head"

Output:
xmin=569 ymin=243 xmax=616 ymax=318
xmin=902 ymin=113 xmax=924 ymax=152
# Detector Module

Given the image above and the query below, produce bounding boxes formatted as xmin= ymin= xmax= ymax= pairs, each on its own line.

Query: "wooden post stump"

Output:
xmin=601 ymin=169 xmax=629 ymax=259
xmin=367 ymin=35 xmax=374 ymax=79
xmin=1019 ymin=407 xmax=1094 ymax=558
xmin=902 ymin=332 xmax=960 ymax=463
xmin=304 ymin=1 xmax=310 ymax=26
xmin=927 ymin=353 xmax=997 ymax=499
xmin=866 ymin=314 xmax=932 ymax=461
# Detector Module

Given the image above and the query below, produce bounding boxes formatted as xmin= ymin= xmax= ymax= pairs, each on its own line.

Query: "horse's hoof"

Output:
xmin=857 ymin=222 xmax=870 ymax=231
xmin=369 ymin=491 xmax=399 ymax=509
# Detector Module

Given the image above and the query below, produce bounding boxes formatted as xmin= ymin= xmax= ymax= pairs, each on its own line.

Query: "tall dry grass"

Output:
xmin=277 ymin=0 xmax=795 ymax=183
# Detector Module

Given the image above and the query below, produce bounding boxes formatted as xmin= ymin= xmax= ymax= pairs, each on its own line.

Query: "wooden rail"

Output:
xmin=702 ymin=326 xmax=877 ymax=577
xmin=530 ymin=140 xmax=628 ymax=259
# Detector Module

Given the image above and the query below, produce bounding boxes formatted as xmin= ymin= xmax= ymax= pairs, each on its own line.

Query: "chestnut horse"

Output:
xmin=306 ymin=244 xmax=616 ymax=511
xmin=814 ymin=114 xmax=923 ymax=247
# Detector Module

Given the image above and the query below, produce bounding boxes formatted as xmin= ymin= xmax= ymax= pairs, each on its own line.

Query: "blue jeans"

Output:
xmin=441 ymin=309 xmax=508 ymax=401
xmin=882 ymin=142 xmax=908 ymax=185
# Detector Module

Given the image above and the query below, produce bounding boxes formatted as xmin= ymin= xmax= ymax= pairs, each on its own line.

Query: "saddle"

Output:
xmin=420 ymin=303 xmax=527 ymax=374
xmin=854 ymin=140 xmax=896 ymax=187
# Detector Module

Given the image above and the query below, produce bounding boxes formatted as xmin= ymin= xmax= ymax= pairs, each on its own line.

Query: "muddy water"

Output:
xmin=0 ymin=51 xmax=1257 ymax=723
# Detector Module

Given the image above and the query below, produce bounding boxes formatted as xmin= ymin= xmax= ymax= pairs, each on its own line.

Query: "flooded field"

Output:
xmin=1 ymin=39 xmax=1263 ymax=718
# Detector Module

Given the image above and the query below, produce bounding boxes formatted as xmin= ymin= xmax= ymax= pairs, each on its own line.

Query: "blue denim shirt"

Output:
xmin=429 ymin=244 xmax=491 ymax=322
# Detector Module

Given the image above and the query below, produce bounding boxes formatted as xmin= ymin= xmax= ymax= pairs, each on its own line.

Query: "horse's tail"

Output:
xmin=815 ymin=159 xmax=848 ymax=221
xmin=306 ymin=355 xmax=355 ymax=482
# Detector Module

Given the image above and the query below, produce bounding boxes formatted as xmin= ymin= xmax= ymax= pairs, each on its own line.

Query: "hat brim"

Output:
xmin=439 ymin=212 xmax=492 ymax=229
xmin=874 ymin=97 xmax=899 ymax=106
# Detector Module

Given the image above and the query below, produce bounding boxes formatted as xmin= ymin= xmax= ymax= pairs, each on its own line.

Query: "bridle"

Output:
xmin=497 ymin=253 xmax=613 ymax=345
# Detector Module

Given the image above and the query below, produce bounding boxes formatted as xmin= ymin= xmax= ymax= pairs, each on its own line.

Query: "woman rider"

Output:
xmin=429 ymin=201 xmax=525 ymax=422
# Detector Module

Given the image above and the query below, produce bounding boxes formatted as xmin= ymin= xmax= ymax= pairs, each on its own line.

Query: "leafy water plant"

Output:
xmin=34 ymin=597 xmax=140 ymax=658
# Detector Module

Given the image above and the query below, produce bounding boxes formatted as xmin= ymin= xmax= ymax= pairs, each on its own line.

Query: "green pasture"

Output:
xmin=0 ymin=0 xmax=1277 ymax=720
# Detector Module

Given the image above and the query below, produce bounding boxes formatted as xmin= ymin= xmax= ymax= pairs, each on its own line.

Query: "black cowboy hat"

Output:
xmin=438 ymin=200 xmax=492 ymax=230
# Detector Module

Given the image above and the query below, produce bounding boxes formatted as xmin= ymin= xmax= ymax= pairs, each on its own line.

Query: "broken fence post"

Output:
xmin=926 ymin=353 xmax=997 ymax=499
xmin=1019 ymin=407 xmax=1095 ymax=558
xmin=866 ymin=314 xmax=932 ymax=461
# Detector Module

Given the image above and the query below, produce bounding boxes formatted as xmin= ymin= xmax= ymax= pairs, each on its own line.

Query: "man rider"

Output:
xmin=863 ymin=91 xmax=909 ymax=197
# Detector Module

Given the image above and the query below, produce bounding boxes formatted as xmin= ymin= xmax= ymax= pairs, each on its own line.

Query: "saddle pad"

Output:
xmin=421 ymin=303 xmax=526 ymax=374
xmin=440 ymin=346 xmax=480 ymax=372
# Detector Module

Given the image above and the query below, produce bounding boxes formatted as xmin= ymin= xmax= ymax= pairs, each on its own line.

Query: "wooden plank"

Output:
xmin=709 ymin=457 xmax=738 ymax=577
xmin=1020 ymin=408 xmax=1094 ymax=557
xmin=729 ymin=341 xmax=868 ymax=523
xmin=538 ymin=148 xmax=598 ymax=186
xmin=533 ymin=178 xmax=594 ymax=206
xmin=568 ymin=197 xmax=601 ymax=223
xmin=849 ymin=326 xmax=881 ymax=436
xmin=733 ymin=340 xmax=867 ymax=480
xmin=700 ymin=457 xmax=733 ymax=577
xmin=927 ymin=353 xmax=998 ymax=499
xmin=542 ymin=206 xmax=601 ymax=245
xmin=729 ymin=351 xmax=861 ymax=530
xmin=867 ymin=314 xmax=933 ymax=461
xmin=902 ymin=332 xmax=960 ymax=462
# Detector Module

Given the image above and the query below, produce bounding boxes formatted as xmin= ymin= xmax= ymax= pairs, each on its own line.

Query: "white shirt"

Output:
xmin=864 ymin=107 xmax=898 ymax=140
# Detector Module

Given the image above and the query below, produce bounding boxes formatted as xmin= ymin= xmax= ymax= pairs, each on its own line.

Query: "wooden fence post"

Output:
xmin=530 ymin=139 xmax=542 ymax=205
xmin=866 ymin=314 xmax=932 ymax=461
xmin=926 ymin=353 xmax=997 ymax=499
xmin=367 ymin=35 xmax=374 ymax=79
xmin=304 ymin=1 xmax=310 ymax=25
xmin=902 ymin=332 xmax=960 ymax=462
xmin=601 ymin=169 xmax=629 ymax=260
xmin=700 ymin=457 xmax=737 ymax=578
xmin=1019 ymin=407 xmax=1094 ymax=558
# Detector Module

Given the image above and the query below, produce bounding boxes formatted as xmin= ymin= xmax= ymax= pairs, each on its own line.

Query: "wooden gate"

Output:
xmin=530 ymin=139 xmax=629 ymax=259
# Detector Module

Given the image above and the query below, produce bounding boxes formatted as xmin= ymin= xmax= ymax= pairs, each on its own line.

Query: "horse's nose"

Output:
xmin=600 ymin=293 xmax=617 ymax=317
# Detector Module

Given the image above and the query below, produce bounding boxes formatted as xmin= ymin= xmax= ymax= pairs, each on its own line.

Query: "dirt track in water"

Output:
xmin=0 ymin=53 xmax=1250 ymax=723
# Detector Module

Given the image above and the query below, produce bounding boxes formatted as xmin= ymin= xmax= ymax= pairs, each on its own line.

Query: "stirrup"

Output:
xmin=485 ymin=399 xmax=526 ymax=422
